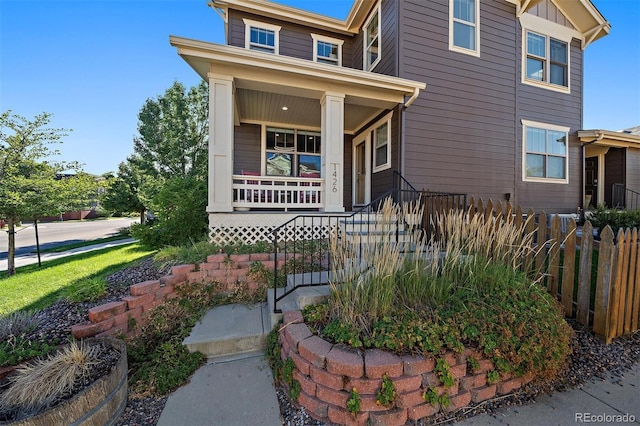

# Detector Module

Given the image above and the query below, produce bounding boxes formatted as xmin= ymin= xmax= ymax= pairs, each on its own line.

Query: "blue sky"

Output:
xmin=1 ymin=0 xmax=638 ymax=175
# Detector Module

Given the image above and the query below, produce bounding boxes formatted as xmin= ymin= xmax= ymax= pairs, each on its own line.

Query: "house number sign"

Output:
xmin=331 ymin=163 xmax=339 ymax=193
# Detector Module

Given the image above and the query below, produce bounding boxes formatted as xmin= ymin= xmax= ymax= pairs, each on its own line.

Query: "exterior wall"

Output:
xmin=627 ymin=148 xmax=640 ymax=194
xmin=400 ymin=0 xmax=518 ymax=203
xmin=233 ymin=123 xmax=262 ymax=174
xmin=514 ymin=38 xmax=583 ymax=212
xmin=604 ymin=147 xmax=625 ymax=206
xmin=227 ymin=10 xmax=354 ymax=67
xmin=371 ymin=105 xmax=401 ymax=201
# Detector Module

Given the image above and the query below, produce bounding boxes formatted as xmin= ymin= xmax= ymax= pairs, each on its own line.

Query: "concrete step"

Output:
xmin=267 ymin=285 xmax=331 ymax=329
xmin=183 ymin=303 xmax=270 ymax=358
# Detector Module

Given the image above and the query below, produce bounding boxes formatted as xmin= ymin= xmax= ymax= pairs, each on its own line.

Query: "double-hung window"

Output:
xmin=522 ymin=120 xmax=569 ymax=183
xmin=243 ymin=19 xmax=281 ymax=54
xmin=363 ymin=3 xmax=381 ymax=71
xmin=372 ymin=113 xmax=392 ymax=172
xmin=265 ymin=127 xmax=321 ymax=177
xmin=311 ymin=34 xmax=343 ymax=66
xmin=526 ymin=31 xmax=568 ymax=87
xmin=450 ymin=0 xmax=480 ymax=56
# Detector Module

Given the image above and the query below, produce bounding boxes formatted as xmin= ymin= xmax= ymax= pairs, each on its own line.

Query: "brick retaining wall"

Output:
xmin=279 ymin=311 xmax=533 ymax=426
xmin=71 ymin=253 xmax=283 ymax=340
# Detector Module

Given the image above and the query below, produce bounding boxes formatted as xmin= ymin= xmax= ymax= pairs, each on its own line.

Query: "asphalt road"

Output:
xmin=0 ymin=218 xmax=139 ymax=259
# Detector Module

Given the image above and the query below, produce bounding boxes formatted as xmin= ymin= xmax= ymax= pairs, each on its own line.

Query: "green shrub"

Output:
xmin=376 ymin=374 xmax=397 ymax=407
xmin=346 ymin=387 xmax=361 ymax=415
xmin=0 ymin=336 xmax=57 ymax=368
xmin=132 ymin=176 xmax=207 ymax=249
xmin=587 ymin=204 xmax=640 ymax=231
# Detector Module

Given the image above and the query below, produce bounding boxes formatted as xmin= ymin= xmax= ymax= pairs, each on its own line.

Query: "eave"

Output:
xmin=208 ymin=0 xmax=373 ymax=35
xmin=513 ymin=0 xmax=610 ymax=48
xmin=579 ymin=130 xmax=640 ymax=148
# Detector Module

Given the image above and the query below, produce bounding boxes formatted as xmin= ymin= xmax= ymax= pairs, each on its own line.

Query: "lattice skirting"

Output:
xmin=209 ymin=212 xmax=350 ymax=245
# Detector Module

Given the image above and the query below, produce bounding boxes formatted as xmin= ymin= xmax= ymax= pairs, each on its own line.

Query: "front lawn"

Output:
xmin=0 ymin=243 xmax=154 ymax=316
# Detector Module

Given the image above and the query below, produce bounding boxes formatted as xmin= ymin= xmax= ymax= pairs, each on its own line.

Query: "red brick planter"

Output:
xmin=279 ymin=310 xmax=531 ymax=426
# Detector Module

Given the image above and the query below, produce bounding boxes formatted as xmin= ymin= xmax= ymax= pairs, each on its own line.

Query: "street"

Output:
xmin=0 ymin=218 xmax=138 ymax=258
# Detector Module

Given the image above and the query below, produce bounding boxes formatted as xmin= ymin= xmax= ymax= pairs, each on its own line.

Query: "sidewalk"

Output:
xmin=0 ymin=238 xmax=136 ymax=272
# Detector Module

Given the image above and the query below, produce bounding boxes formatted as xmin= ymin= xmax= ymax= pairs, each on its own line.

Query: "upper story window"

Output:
xmin=363 ymin=3 xmax=381 ymax=71
xmin=450 ymin=0 xmax=480 ymax=57
xmin=243 ymin=19 xmax=281 ymax=54
xmin=526 ymin=31 xmax=568 ymax=87
xmin=522 ymin=120 xmax=569 ymax=183
xmin=311 ymin=34 xmax=343 ymax=66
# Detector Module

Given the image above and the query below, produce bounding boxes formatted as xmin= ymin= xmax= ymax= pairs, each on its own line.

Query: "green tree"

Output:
xmin=129 ymin=81 xmax=210 ymax=248
xmin=134 ymin=81 xmax=208 ymax=180
xmin=0 ymin=111 xmax=96 ymax=275
xmin=101 ymin=156 xmax=147 ymax=223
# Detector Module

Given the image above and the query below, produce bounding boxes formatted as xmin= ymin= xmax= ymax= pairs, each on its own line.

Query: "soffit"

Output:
xmin=579 ymin=130 xmax=640 ymax=148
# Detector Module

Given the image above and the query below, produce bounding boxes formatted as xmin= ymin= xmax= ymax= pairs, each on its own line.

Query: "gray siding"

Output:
xmin=371 ymin=106 xmax=401 ymax=200
xmin=400 ymin=0 xmax=518 ymax=203
xmin=605 ymin=148 xmax=625 ymax=206
xmin=627 ymin=148 xmax=640 ymax=194
xmin=233 ymin=123 xmax=261 ymax=175
xmin=227 ymin=10 xmax=354 ymax=67
xmin=527 ymin=1 xmax=574 ymax=29
xmin=515 ymin=37 xmax=583 ymax=212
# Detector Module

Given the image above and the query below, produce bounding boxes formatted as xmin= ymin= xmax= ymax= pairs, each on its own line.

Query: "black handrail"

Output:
xmin=612 ymin=183 xmax=640 ymax=211
xmin=270 ymin=172 xmax=465 ymax=313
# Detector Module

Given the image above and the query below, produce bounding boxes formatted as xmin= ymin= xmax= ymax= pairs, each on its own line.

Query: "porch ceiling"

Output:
xmin=170 ymin=36 xmax=426 ymax=133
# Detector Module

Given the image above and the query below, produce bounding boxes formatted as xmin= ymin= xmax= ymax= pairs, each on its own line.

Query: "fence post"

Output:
xmin=608 ymin=228 xmax=626 ymax=341
xmin=631 ymin=228 xmax=640 ymax=332
xmin=561 ymin=219 xmax=577 ymax=316
xmin=617 ymin=229 xmax=632 ymax=336
xmin=593 ymin=226 xmax=615 ymax=342
xmin=576 ymin=221 xmax=594 ymax=326
xmin=549 ymin=215 xmax=561 ymax=296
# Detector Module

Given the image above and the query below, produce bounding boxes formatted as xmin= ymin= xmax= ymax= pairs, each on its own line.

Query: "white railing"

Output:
xmin=232 ymin=174 xmax=324 ymax=210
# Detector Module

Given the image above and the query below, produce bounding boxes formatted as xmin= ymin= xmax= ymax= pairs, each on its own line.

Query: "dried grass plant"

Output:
xmin=0 ymin=340 xmax=99 ymax=418
xmin=328 ymin=198 xmax=543 ymax=332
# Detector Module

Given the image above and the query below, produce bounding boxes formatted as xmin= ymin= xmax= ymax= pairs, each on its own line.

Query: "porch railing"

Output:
xmin=612 ymin=183 xmax=640 ymax=211
xmin=232 ymin=174 xmax=323 ymax=210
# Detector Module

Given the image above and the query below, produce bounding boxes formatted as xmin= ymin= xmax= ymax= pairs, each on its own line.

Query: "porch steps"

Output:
xmin=183 ymin=303 xmax=270 ymax=358
xmin=267 ymin=285 xmax=331 ymax=329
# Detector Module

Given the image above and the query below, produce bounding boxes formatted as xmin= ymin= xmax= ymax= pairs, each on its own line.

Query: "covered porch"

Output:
xmin=170 ymin=36 xmax=425 ymax=216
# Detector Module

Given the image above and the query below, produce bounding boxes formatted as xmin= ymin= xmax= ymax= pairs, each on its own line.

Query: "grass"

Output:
xmin=38 ymin=235 xmax=131 ymax=253
xmin=0 ymin=243 xmax=154 ymax=316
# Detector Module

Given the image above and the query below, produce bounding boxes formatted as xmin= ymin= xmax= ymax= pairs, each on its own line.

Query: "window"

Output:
xmin=525 ymin=31 xmax=567 ymax=87
xmin=372 ymin=115 xmax=392 ymax=172
xmin=450 ymin=0 xmax=480 ymax=56
xmin=363 ymin=3 xmax=381 ymax=70
xmin=265 ymin=127 xmax=321 ymax=177
xmin=311 ymin=34 xmax=343 ymax=66
xmin=243 ymin=19 xmax=281 ymax=54
xmin=522 ymin=120 xmax=569 ymax=183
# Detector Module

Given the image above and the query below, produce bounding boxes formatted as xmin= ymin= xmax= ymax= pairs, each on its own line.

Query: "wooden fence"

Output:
xmin=426 ymin=195 xmax=640 ymax=344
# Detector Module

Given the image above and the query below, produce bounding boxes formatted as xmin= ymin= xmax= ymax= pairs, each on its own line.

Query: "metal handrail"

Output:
xmin=612 ymin=183 xmax=640 ymax=211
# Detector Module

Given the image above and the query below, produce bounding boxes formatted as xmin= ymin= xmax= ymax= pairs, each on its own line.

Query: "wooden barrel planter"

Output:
xmin=5 ymin=338 xmax=128 ymax=426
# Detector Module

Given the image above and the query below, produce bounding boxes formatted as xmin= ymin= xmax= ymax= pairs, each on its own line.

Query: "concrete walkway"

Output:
xmin=0 ymin=238 xmax=135 ymax=271
xmin=157 ymin=352 xmax=281 ymax=426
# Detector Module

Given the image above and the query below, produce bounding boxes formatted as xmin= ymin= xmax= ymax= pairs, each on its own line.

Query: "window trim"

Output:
xmin=243 ymin=18 xmax=281 ymax=54
xmin=362 ymin=2 xmax=381 ymax=71
xmin=449 ymin=0 xmax=480 ymax=57
xmin=311 ymin=34 xmax=343 ymax=66
xmin=371 ymin=112 xmax=393 ymax=173
xmin=519 ymin=13 xmax=577 ymax=94
xmin=521 ymin=119 xmax=570 ymax=184
xmin=260 ymin=125 xmax=322 ymax=177
xmin=524 ymin=30 xmax=569 ymax=90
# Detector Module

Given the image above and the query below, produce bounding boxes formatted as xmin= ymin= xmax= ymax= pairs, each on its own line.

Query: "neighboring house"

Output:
xmin=579 ymin=126 xmax=640 ymax=209
xmin=170 ymin=0 xmax=610 ymax=243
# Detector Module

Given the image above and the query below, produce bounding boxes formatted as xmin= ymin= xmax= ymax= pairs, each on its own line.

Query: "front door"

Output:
xmin=585 ymin=157 xmax=598 ymax=207
xmin=353 ymin=134 xmax=371 ymax=206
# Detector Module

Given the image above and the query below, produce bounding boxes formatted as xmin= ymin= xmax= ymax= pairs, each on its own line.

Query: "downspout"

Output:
xmin=404 ymin=87 xmax=420 ymax=109
xmin=581 ymin=131 xmax=604 ymax=211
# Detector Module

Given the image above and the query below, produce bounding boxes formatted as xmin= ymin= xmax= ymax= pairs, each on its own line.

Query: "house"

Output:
xmin=579 ymin=126 xmax=640 ymax=209
xmin=170 ymin=0 xmax=610 ymax=244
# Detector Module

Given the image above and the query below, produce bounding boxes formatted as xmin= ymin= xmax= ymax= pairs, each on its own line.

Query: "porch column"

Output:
xmin=208 ymin=73 xmax=234 ymax=212
xmin=321 ymin=92 xmax=345 ymax=213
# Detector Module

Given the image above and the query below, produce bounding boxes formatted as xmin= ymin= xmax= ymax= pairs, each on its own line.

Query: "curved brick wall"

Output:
xmin=278 ymin=311 xmax=533 ymax=426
